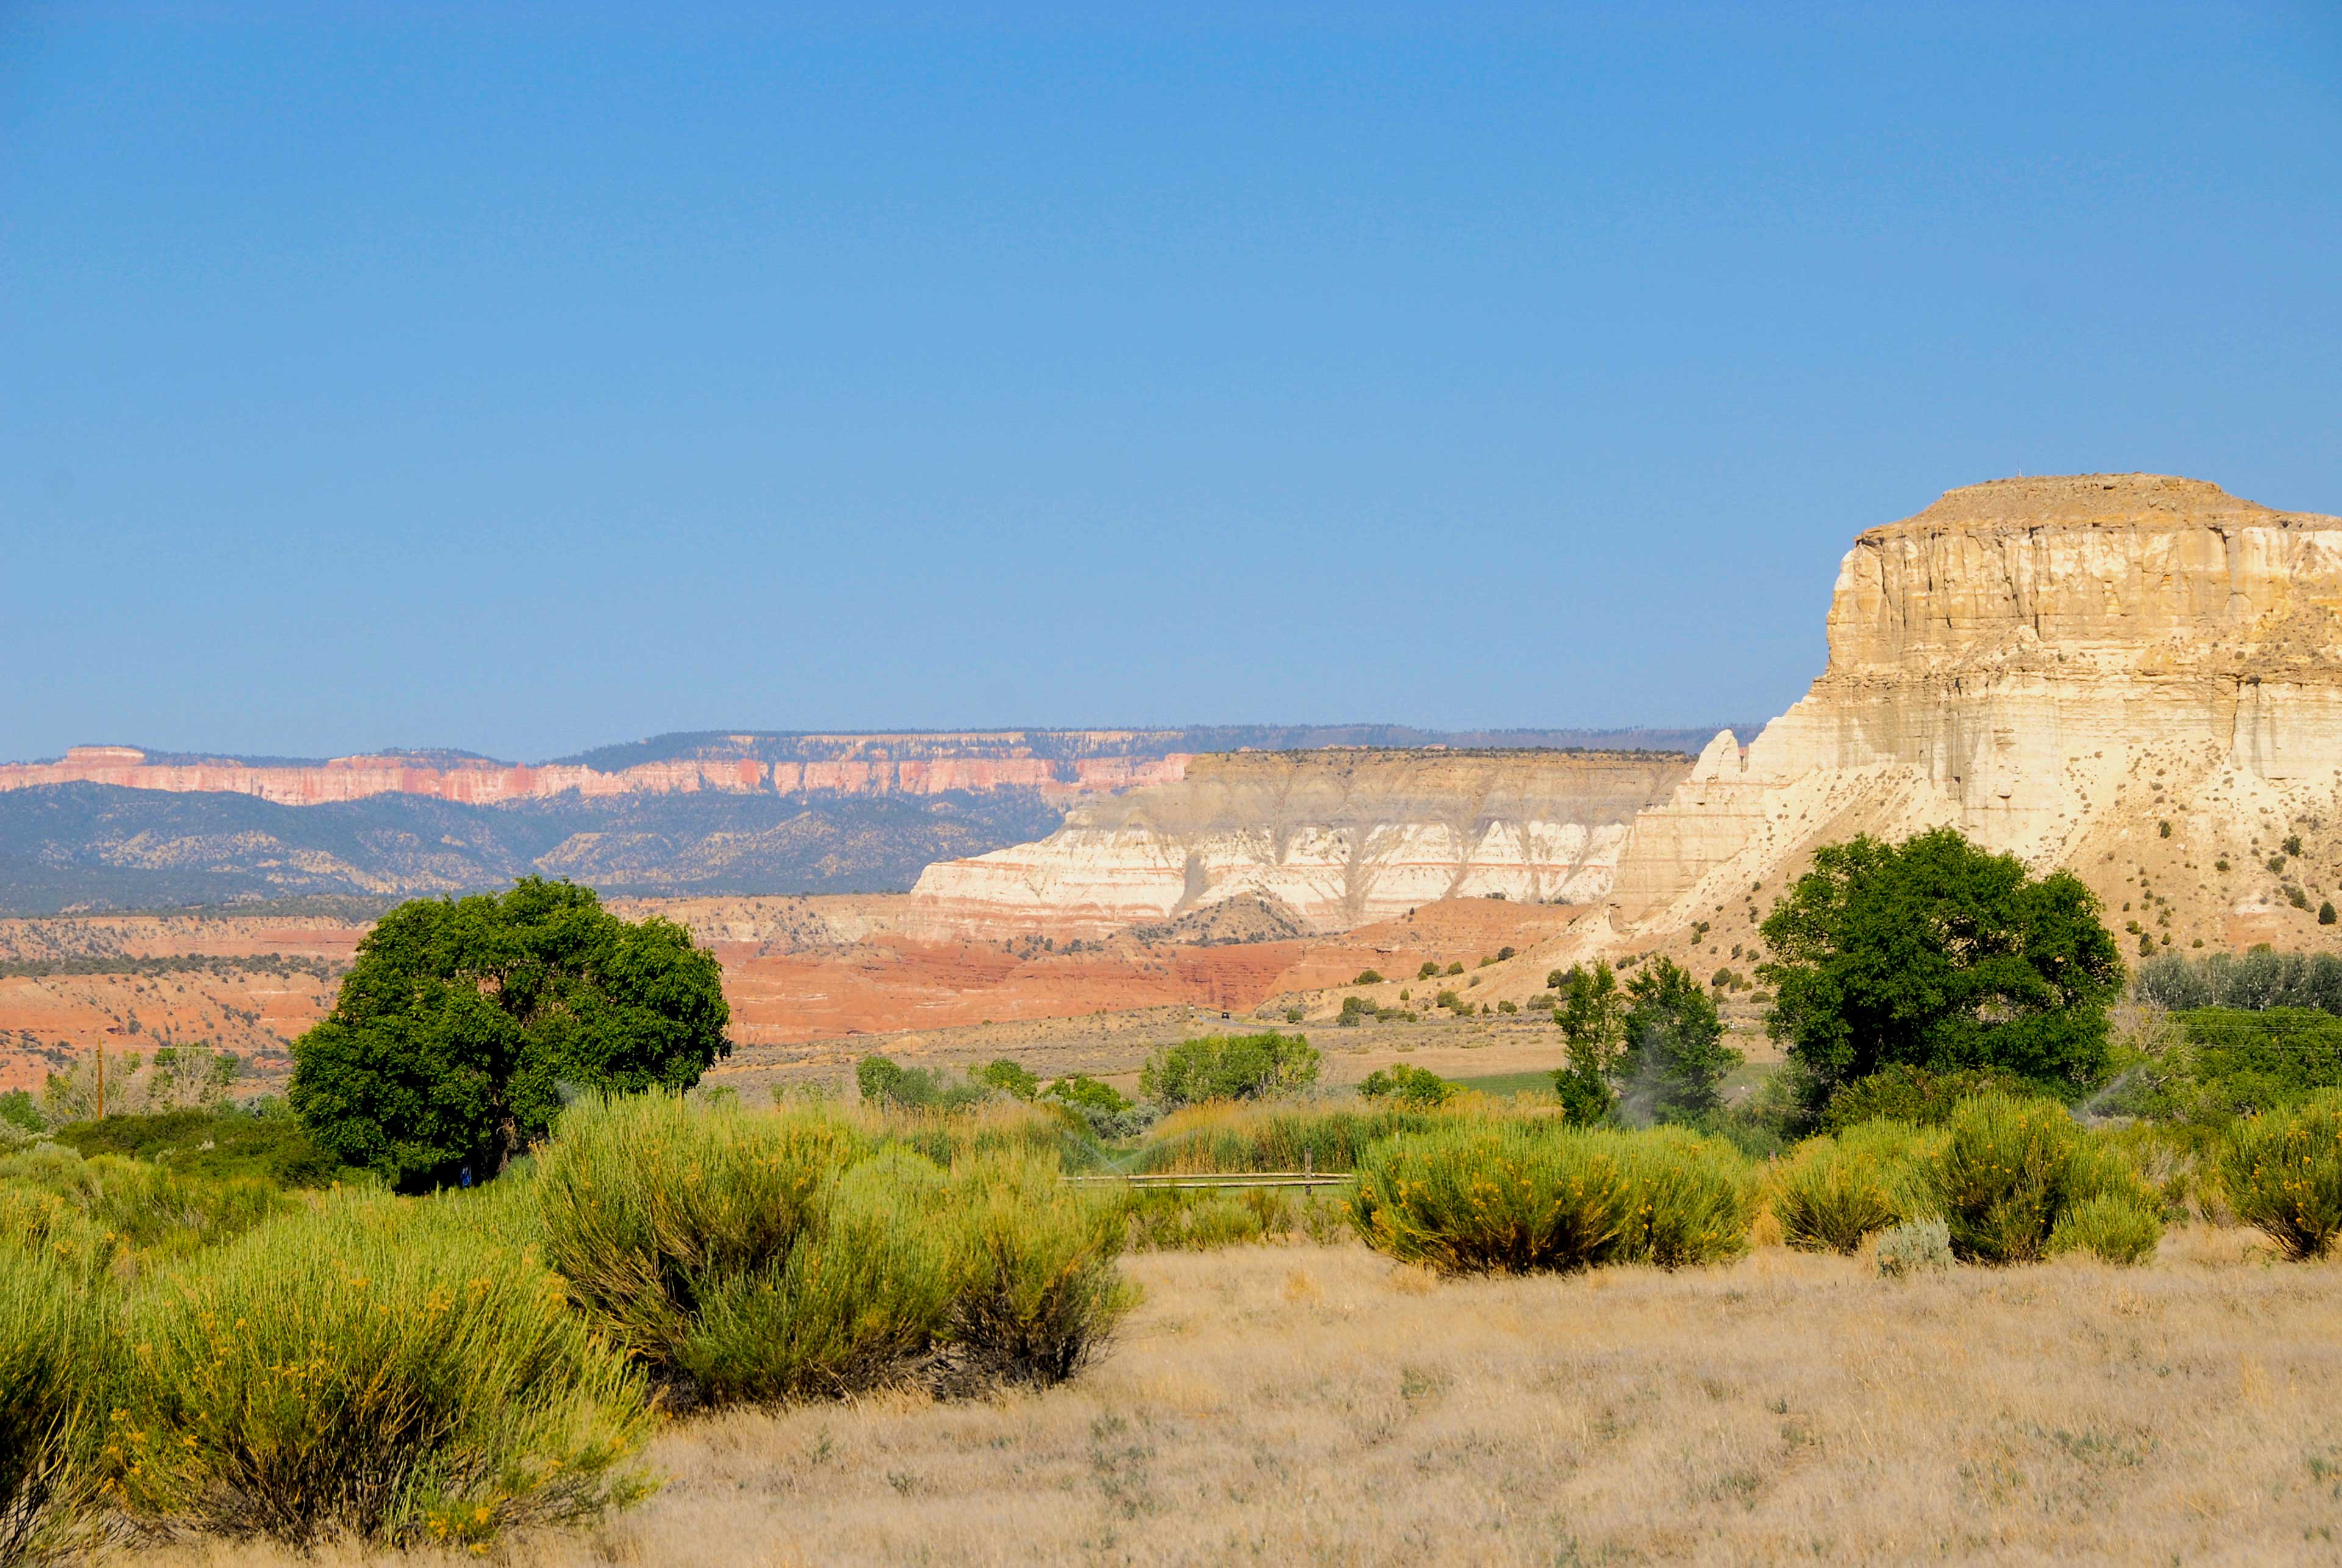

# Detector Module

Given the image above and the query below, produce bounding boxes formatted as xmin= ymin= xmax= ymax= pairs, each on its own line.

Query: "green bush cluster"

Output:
xmin=106 ymin=1191 xmax=653 ymax=1550
xmin=2218 ymin=1091 xmax=2342 ymax=1260
xmin=1935 ymin=1093 xmax=2162 ymax=1265
xmin=1139 ymin=1033 xmax=1319 ymax=1108
xmin=1126 ymin=1103 xmax=1450 ymax=1175
xmin=51 ymin=1104 xmax=350 ymax=1189
xmin=0 ymin=1144 xmax=288 ymax=1284
xmin=1818 ymin=1064 xmax=2039 ymax=1133
xmin=856 ymin=1053 xmax=991 ymax=1111
xmin=1769 ymin=1121 xmax=1941 ymax=1254
xmin=0 ymin=1249 xmax=108 ymax=1567
xmin=1348 ymin=1122 xmax=1757 ymax=1275
xmin=532 ymin=1094 xmax=1131 ymax=1405
xmin=1357 ymin=1063 xmax=1457 ymax=1108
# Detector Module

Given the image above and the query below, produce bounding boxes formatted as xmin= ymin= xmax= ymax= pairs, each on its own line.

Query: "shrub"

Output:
xmin=2218 ymin=1092 xmax=2342 ymax=1260
xmin=534 ymin=1095 xmax=867 ymax=1369
xmin=856 ymin=1054 xmax=989 ymax=1111
xmin=678 ymin=1150 xmax=957 ymax=1403
xmin=1128 ymin=1103 xmax=1451 ymax=1175
xmin=1357 ymin=1063 xmax=1456 ymax=1108
xmin=0 ymin=1092 xmax=41 ymax=1138
xmin=1770 ymin=1121 xmax=1940 ymax=1255
xmin=0 ymin=1145 xmax=287 ymax=1281
xmin=1933 ymin=1094 xmax=2158 ymax=1265
xmin=1875 ymin=1218 xmax=1952 ymax=1278
xmin=942 ymin=1153 xmax=1133 ymax=1390
xmin=52 ymin=1106 xmax=349 ymax=1188
xmin=1418 ymin=961 xmax=1442 ymax=981
xmin=1353 ymin=970 xmax=1384 ymax=986
xmin=1497 ymin=1000 xmax=1518 ymax=1015
xmin=1818 ymin=1063 xmax=2036 ymax=1132
xmin=1043 ymin=1075 xmax=1147 ymax=1139
xmin=109 ymin=1191 xmax=653 ymax=1549
xmin=1610 ymin=1127 xmax=1763 ymax=1267
xmin=534 ymin=1096 xmax=1129 ymax=1403
xmin=2322 ymin=903 xmax=2337 ymax=926
xmin=1434 ymin=989 xmax=1464 ymax=1012
xmin=1140 ymin=1034 xmax=1319 ymax=1108
xmin=1445 ymin=962 xmax=1465 ymax=976
xmin=1348 ymin=1124 xmax=1755 ymax=1275
xmin=2047 ymin=1191 xmax=2165 ymax=1265
xmin=2122 ymin=1008 xmax=2342 ymax=1125
xmin=0 ymin=1250 xmax=110 ymax=1567
xmin=1338 ymin=995 xmax=1374 ymax=1028
xmin=973 ymin=1059 xmax=1040 ymax=1101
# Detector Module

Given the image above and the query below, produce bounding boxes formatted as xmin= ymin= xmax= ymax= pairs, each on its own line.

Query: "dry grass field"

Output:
xmin=141 ymin=1227 xmax=2342 ymax=1567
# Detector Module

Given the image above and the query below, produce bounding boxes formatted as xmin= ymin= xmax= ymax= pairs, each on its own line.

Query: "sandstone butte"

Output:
xmin=914 ymin=474 xmax=2342 ymax=962
xmin=0 ymin=734 xmax=1191 ymax=807
xmin=905 ymin=748 xmax=1694 ymax=939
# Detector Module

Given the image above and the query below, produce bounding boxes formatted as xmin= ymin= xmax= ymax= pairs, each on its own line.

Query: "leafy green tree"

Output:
xmin=288 ymin=878 xmax=729 ymax=1188
xmin=1358 ymin=1062 xmax=1456 ymax=1107
xmin=1140 ymin=1033 xmax=1319 ymax=1108
xmin=975 ymin=1058 xmax=1040 ymax=1101
xmin=1758 ymin=828 xmax=2124 ymax=1114
xmin=1045 ymin=1074 xmax=1132 ymax=1117
xmin=1550 ymin=961 xmax=1628 ymax=1122
xmin=1619 ymin=958 xmax=1740 ymax=1122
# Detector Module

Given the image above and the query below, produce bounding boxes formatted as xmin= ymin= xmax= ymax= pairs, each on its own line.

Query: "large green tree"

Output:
xmin=1619 ymin=958 xmax=1740 ymax=1122
xmin=1551 ymin=961 xmax=1628 ymax=1123
xmin=289 ymin=878 xmax=730 ymax=1187
xmin=1758 ymin=828 xmax=2124 ymax=1112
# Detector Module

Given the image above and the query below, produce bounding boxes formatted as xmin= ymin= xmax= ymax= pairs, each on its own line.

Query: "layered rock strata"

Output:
xmin=906 ymin=749 xmax=1694 ymax=939
xmin=1610 ymin=474 xmax=2342 ymax=945
xmin=0 ymin=740 xmax=1187 ymax=808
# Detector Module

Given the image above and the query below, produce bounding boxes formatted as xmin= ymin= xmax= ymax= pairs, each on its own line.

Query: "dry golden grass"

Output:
xmin=136 ymin=1227 xmax=2342 ymax=1566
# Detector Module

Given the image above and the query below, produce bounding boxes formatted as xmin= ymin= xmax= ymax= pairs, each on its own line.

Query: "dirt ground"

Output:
xmin=141 ymin=1228 xmax=2342 ymax=1566
xmin=0 ymin=896 xmax=1618 ymax=1094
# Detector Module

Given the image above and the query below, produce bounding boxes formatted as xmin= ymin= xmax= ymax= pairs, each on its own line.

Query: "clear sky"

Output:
xmin=4 ymin=3 xmax=2338 ymax=763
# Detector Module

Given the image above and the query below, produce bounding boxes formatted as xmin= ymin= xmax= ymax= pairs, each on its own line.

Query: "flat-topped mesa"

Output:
xmin=0 ymin=737 xmax=1193 ymax=807
xmin=1609 ymin=473 xmax=2342 ymax=937
xmin=906 ymin=748 xmax=1696 ymax=940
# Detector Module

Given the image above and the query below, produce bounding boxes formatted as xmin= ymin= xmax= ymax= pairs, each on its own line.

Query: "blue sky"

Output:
xmin=4 ymin=2 xmax=2338 ymax=762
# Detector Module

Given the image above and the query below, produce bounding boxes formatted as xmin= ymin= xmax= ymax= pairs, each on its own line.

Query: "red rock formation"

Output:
xmin=0 ymin=743 xmax=1191 ymax=808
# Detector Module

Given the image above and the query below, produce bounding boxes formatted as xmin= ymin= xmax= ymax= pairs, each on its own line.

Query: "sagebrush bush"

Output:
xmin=1607 ymin=1127 xmax=1761 ymax=1267
xmin=2047 ymin=1191 xmax=2166 ymax=1265
xmin=2218 ymin=1092 xmax=2342 ymax=1260
xmin=0 ymin=1145 xmax=285 ymax=1282
xmin=679 ymin=1150 xmax=958 ymax=1403
xmin=0 ymin=1250 xmax=110 ymax=1568
xmin=533 ymin=1094 xmax=868 ymax=1368
xmin=1933 ymin=1094 xmax=2159 ymax=1265
xmin=1875 ymin=1218 xmax=1952 ymax=1278
xmin=534 ymin=1095 xmax=1131 ymax=1404
xmin=1348 ymin=1123 xmax=1755 ymax=1275
xmin=943 ymin=1153 xmax=1133 ymax=1389
xmin=862 ymin=1100 xmax=1106 ymax=1173
xmin=1128 ymin=1103 xmax=1457 ymax=1175
xmin=109 ymin=1190 xmax=653 ymax=1550
xmin=1770 ymin=1122 xmax=1940 ymax=1255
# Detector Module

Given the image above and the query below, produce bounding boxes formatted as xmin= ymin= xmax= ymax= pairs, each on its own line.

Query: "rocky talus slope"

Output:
xmin=906 ymin=749 xmax=1694 ymax=937
xmin=1608 ymin=473 xmax=2342 ymax=956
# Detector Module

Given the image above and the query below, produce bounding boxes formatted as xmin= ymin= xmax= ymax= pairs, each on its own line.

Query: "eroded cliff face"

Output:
xmin=1609 ymin=474 xmax=2342 ymax=950
xmin=0 ymin=740 xmax=1187 ymax=808
xmin=907 ymin=749 xmax=1694 ymax=938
